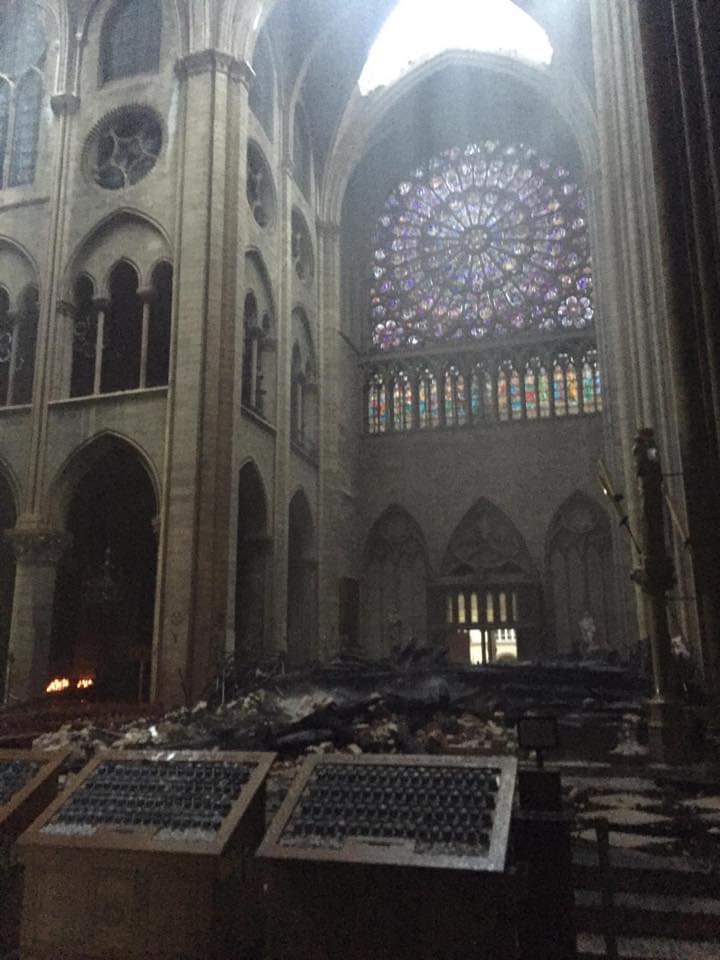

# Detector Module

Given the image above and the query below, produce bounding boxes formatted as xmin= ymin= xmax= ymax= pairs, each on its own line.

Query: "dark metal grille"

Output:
xmin=281 ymin=761 xmax=500 ymax=855
xmin=0 ymin=759 xmax=40 ymax=806
xmin=42 ymin=758 xmax=255 ymax=837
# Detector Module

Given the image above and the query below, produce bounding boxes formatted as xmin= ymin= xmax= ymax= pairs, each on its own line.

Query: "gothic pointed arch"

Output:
xmin=442 ymin=499 xmax=536 ymax=582
xmin=0 ymin=237 xmax=39 ymax=407
xmin=546 ymin=490 xmax=617 ymax=655
xmin=235 ymin=461 xmax=269 ymax=657
xmin=360 ymin=505 xmax=430 ymax=657
xmin=49 ymin=433 xmax=159 ymax=701
xmin=438 ymin=499 xmax=540 ymax=658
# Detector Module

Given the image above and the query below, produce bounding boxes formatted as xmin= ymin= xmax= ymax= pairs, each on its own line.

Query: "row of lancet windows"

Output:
xmin=447 ymin=590 xmax=518 ymax=628
xmin=367 ymin=352 xmax=603 ymax=434
xmin=71 ymin=262 xmax=172 ymax=398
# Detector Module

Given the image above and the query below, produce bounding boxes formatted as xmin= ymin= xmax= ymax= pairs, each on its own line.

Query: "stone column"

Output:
xmin=589 ymin=0 xmax=700 ymax=667
xmin=153 ymin=51 xmax=251 ymax=705
xmin=4 ymin=528 xmax=70 ymax=704
xmin=22 ymin=93 xmax=80 ymax=516
xmin=316 ymin=220 xmax=354 ymax=658
xmin=268 ymin=155 xmax=296 ymax=657
xmin=92 ymin=298 xmax=109 ymax=395
xmin=137 ymin=288 xmax=155 ymax=390
xmin=635 ymin=0 xmax=720 ymax=689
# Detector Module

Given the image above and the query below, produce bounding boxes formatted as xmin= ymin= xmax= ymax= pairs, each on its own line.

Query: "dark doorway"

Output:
xmin=50 ymin=442 xmax=157 ymax=701
xmin=0 ymin=470 xmax=16 ymax=701
xmin=235 ymin=462 xmax=268 ymax=657
xmin=287 ymin=490 xmax=316 ymax=666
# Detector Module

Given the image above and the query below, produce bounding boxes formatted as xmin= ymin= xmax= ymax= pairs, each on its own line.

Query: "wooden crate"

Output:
xmin=0 ymin=749 xmax=68 ymax=954
xmin=258 ymin=753 xmax=519 ymax=960
xmin=17 ymin=749 xmax=275 ymax=960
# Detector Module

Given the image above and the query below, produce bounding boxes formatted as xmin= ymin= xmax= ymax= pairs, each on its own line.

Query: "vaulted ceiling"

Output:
xmin=264 ymin=0 xmax=593 ymax=175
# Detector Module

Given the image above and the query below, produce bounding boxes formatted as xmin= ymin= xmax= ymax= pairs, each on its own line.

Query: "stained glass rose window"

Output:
xmin=370 ymin=141 xmax=593 ymax=351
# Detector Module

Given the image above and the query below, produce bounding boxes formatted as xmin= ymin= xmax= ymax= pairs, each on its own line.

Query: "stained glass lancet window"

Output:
xmin=393 ymin=370 xmax=413 ymax=431
xmin=524 ymin=365 xmax=538 ymax=419
xmin=566 ymin=361 xmax=580 ymax=415
xmin=444 ymin=366 xmax=467 ymax=426
xmin=369 ymin=141 xmax=593 ymax=352
xmin=418 ymin=368 xmax=439 ymax=429
xmin=0 ymin=1 xmax=46 ymax=189
xmin=368 ymin=373 xmax=388 ymax=434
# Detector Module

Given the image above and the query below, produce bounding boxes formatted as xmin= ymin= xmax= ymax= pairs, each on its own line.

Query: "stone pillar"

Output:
xmin=317 ymin=223 xmax=344 ymax=656
xmin=635 ymin=0 xmax=720 ymax=689
xmin=92 ymin=298 xmax=109 ymax=395
xmin=153 ymin=51 xmax=252 ymax=705
xmin=589 ymin=0 xmax=700 ymax=668
xmin=268 ymin=155 xmax=296 ymax=656
xmin=4 ymin=528 xmax=70 ymax=704
xmin=137 ymin=288 xmax=155 ymax=390
xmin=21 ymin=93 xmax=80 ymax=516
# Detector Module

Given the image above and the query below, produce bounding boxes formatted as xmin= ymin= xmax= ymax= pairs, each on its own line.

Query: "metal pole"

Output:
xmin=632 ymin=429 xmax=684 ymax=761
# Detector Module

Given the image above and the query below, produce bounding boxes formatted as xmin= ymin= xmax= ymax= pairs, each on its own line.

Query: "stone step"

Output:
xmin=575 ymin=889 xmax=720 ymax=941
xmin=577 ymin=932 xmax=720 ymax=959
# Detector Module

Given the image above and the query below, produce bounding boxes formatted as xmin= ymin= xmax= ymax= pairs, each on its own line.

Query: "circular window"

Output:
xmin=87 ymin=107 xmax=162 ymax=190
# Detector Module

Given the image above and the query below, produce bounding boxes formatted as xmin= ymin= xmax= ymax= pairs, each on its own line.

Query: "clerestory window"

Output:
xmin=0 ymin=0 xmax=46 ymax=189
xmin=101 ymin=0 xmax=162 ymax=84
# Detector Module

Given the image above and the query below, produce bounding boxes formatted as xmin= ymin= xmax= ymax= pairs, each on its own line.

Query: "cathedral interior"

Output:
xmin=1 ymin=1 xmax=720 ymax=957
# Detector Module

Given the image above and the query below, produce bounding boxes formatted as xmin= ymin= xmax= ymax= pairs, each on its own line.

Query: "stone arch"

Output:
xmin=234 ymin=460 xmax=269 ymax=657
xmin=439 ymin=499 xmax=540 ymax=657
xmin=62 ymin=209 xmax=171 ymax=300
xmin=49 ymin=430 xmax=160 ymax=529
xmin=322 ymin=48 xmax=598 ymax=227
xmin=546 ymin=490 xmax=617 ymax=656
xmin=286 ymin=488 xmax=317 ymax=665
xmin=0 ymin=236 xmax=39 ymax=307
xmin=48 ymin=432 xmax=160 ymax=700
xmin=360 ymin=505 xmax=430 ymax=657
xmin=442 ymin=498 xmax=536 ymax=581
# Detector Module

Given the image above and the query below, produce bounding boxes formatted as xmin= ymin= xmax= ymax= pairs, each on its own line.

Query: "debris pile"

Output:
xmin=5 ymin=652 xmax=648 ymax=772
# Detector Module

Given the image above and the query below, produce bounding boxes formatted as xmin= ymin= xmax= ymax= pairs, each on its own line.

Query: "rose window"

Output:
xmin=370 ymin=141 xmax=594 ymax=351
xmin=89 ymin=107 xmax=162 ymax=190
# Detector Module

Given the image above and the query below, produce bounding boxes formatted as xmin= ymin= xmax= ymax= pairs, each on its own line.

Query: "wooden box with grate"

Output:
xmin=17 ymin=749 xmax=275 ymax=960
xmin=258 ymin=753 xmax=519 ymax=960
xmin=1 ymin=749 xmax=68 ymax=953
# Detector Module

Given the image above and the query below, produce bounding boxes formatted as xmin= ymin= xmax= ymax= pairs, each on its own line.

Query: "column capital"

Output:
xmin=175 ymin=50 xmax=253 ymax=86
xmin=51 ymin=93 xmax=81 ymax=117
xmin=5 ymin=527 xmax=71 ymax=565
xmin=137 ymin=287 xmax=156 ymax=305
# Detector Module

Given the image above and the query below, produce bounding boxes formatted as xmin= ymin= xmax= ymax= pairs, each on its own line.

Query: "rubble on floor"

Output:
xmin=3 ymin=649 xmax=719 ymax=866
